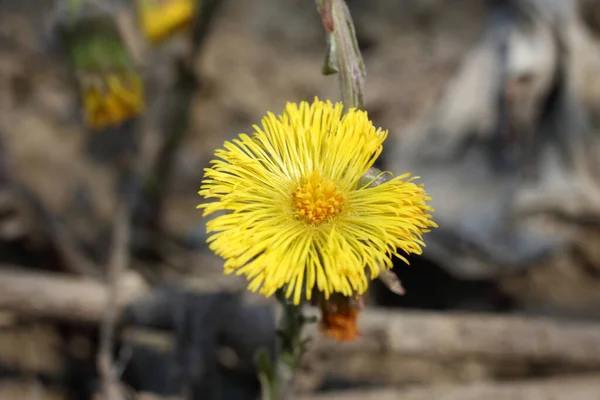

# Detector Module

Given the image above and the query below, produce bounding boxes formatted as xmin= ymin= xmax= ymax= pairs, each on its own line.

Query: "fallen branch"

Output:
xmin=298 ymin=308 xmax=600 ymax=387
xmin=299 ymin=374 xmax=600 ymax=400
xmin=2 ymin=277 xmax=600 ymax=370
xmin=308 ymin=308 xmax=600 ymax=366
xmin=0 ymin=379 xmax=63 ymax=400
xmin=98 ymin=202 xmax=133 ymax=400
xmin=0 ymin=266 xmax=148 ymax=323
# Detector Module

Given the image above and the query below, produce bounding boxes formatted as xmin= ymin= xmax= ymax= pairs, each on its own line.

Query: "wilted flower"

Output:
xmin=57 ymin=4 xmax=144 ymax=131
xmin=79 ymin=71 xmax=144 ymax=130
xmin=198 ymin=98 xmax=436 ymax=305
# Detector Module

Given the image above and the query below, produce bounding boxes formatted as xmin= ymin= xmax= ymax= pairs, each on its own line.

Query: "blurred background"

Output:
xmin=2 ymin=0 xmax=600 ymax=399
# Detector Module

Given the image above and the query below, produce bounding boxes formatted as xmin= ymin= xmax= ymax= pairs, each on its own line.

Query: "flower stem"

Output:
xmin=258 ymin=291 xmax=315 ymax=400
xmin=317 ymin=0 xmax=366 ymax=110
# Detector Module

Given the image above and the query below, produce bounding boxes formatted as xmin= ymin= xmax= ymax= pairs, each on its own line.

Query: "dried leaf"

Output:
xmin=379 ymin=269 xmax=405 ymax=296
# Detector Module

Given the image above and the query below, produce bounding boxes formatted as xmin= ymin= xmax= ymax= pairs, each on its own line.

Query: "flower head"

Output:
xmin=198 ymin=98 xmax=436 ymax=305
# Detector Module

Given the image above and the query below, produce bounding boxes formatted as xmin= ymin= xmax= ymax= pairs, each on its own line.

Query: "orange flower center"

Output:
xmin=293 ymin=170 xmax=345 ymax=225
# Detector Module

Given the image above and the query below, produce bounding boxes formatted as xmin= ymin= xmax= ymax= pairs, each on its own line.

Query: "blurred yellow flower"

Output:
xmin=81 ymin=72 xmax=144 ymax=130
xmin=198 ymin=98 xmax=436 ymax=305
xmin=137 ymin=0 xmax=196 ymax=43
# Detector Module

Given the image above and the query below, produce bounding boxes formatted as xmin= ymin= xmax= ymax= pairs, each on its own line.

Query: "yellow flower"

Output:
xmin=137 ymin=0 xmax=196 ymax=43
xmin=81 ymin=72 xmax=144 ymax=130
xmin=198 ymin=98 xmax=436 ymax=305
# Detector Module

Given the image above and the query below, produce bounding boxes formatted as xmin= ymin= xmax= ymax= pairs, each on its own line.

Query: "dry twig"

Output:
xmin=299 ymin=374 xmax=600 ymax=400
xmin=0 ymin=266 xmax=147 ymax=322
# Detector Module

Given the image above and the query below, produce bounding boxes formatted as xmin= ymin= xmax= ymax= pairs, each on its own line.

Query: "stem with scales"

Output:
xmin=256 ymin=291 xmax=315 ymax=400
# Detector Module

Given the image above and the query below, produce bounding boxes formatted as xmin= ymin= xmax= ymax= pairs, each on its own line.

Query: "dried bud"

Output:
xmin=317 ymin=293 xmax=363 ymax=342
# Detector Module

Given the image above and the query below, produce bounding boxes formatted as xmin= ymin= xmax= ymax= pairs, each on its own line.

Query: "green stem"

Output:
xmin=67 ymin=0 xmax=83 ymax=22
xmin=135 ymin=0 xmax=225 ymax=234
xmin=258 ymin=291 xmax=315 ymax=400
xmin=317 ymin=0 xmax=366 ymax=110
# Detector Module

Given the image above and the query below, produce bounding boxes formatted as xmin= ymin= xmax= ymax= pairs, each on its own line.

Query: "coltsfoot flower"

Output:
xmin=198 ymin=98 xmax=436 ymax=305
